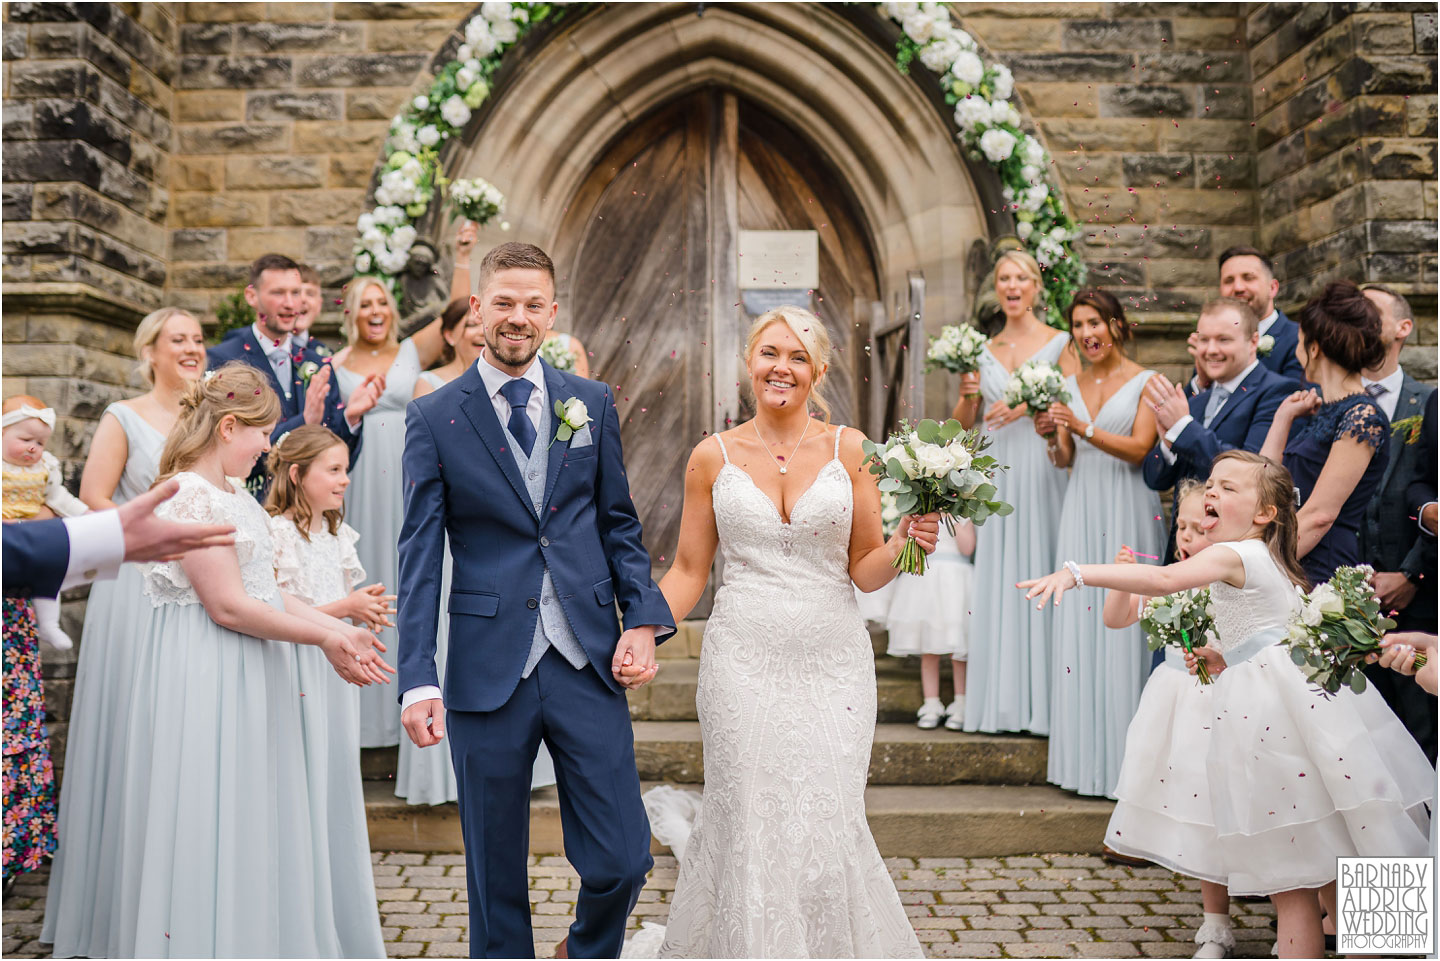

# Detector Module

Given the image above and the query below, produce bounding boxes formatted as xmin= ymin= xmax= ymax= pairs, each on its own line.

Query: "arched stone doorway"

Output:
xmin=444 ymin=2 xmax=991 ymax=564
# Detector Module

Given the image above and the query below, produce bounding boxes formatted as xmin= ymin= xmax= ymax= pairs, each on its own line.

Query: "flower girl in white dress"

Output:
xmin=1022 ymin=451 xmax=1434 ymax=959
xmin=1100 ymin=480 xmax=1236 ymax=960
xmin=264 ymin=425 xmax=394 ymax=958
xmin=886 ymin=520 xmax=975 ymax=729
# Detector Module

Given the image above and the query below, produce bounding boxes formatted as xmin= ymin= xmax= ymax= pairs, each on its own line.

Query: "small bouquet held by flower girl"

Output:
xmin=538 ymin=335 xmax=576 ymax=371
xmin=1140 ymin=588 xmax=1215 ymax=684
xmin=927 ymin=324 xmax=988 ymax=391
xmin=1003 ymin=361 xmax=1070 ymax=436
xmin=863 ymin=418 xmax=1011 ymax=575
xmin=1283 ymin=564 xmax=1410 ymax=696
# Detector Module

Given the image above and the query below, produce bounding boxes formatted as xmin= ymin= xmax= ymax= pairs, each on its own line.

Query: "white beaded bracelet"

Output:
xmin=1063 ymin=560 xmax=1084 ymax=588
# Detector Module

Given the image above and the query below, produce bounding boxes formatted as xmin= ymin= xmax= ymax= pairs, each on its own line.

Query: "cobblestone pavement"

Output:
xmin=5 ymin=854 xmax=1283 ymax=958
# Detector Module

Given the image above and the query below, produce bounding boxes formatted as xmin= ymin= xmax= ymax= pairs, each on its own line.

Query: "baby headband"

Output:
xmin=2 ymin=405 xmax=55 ymax=430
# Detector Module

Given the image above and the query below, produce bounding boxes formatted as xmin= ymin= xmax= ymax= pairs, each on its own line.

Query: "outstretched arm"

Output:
xmin=1019 ymin=542 xmax=1244 ymax=610
xmin=658 ymin=439 xmax=723 ymax=623
xmin=1102 ymin=546 xmax=1143 ymax=629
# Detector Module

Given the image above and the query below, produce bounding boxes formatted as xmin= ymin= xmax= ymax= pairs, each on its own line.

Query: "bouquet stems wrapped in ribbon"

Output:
xmin=1002 ymin=360 xmax=1070 ymax=437
xmin=862 ymin=418 xmax=1012 ymax=575
xmin=1283 ymin=564 xmax=1409 ymax=696
xmin=926 ymin=324 xmax=988 ymax=398
xmin=1140 ymin=588 xmax=1215 ymax=684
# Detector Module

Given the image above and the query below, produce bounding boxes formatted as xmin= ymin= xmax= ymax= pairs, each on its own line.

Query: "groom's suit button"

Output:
xmin=540 ymin=536 xmax=550 ymax=547
xmin=527 ymin=598 xmax=539 ymax=609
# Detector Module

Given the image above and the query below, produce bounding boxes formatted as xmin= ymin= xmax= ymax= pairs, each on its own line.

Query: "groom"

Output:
xmin=397 ymin=242 xmax=674 ymax=959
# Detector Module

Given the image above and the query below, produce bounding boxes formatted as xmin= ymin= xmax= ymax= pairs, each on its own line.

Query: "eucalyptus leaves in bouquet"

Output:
xmin=1002 ymin=361 xmax=1070 ymax=436
xmin=1140 ymin=588 xmax=1215 ymax=684
xmin=1284 ymin=565 xmax=1408 ymax=696
xmin=862 ymin=418 xmax=1011 ymax=575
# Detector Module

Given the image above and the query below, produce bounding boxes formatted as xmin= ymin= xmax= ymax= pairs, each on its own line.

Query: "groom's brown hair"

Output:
xmin=478 ymin=242 xmax=555 ymax=294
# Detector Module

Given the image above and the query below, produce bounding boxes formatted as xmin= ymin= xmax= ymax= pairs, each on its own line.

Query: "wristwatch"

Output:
xmin=1083 ymin=422 xmax=1096 ymax=440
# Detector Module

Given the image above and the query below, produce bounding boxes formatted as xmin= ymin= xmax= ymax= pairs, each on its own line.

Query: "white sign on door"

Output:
xmin=738 ymin=230 xmax=819 ymax=290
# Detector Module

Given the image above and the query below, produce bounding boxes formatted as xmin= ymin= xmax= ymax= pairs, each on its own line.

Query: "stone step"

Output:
xmin=365 ymin=721 xmax=1049 ymax=787
xmin=627 ymin=656 xmax=950 ymax=723
xmin=365 ymin=781 xmax=1114 ymax=858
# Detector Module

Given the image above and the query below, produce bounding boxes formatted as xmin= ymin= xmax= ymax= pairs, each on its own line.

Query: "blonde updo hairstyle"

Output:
xmin=133 ymin=307 xmax=198 ymax=387
xmin=340 ymin=277 xmax=401 ymax=348
xmin=155 ymin=362 xmax=281 ymax=485
xmin=264 ymin=424 xmax=347 ymax=539
xmin=743 ymin=306 xmax=833 ymax=423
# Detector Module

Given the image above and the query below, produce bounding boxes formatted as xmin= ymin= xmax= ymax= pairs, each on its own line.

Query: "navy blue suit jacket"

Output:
xmin=206 ymin=328 xmax=360 ymax=492
xmin=1142 ymin=362 xmax=1300 ymax=492
xmin=1258 ymin=309 xmax=1304 ymax=383
xmin=222 ymin=324 xmax=330 ymax=356
xmin=397 ymin=359 xmax=675 ymax=713
xmin=2 ymin=518 xmax=69 ymax=598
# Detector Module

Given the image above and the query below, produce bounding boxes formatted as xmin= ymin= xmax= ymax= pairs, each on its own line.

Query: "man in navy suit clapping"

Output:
xmin=207 ymin=254 xmax=382 ymax=495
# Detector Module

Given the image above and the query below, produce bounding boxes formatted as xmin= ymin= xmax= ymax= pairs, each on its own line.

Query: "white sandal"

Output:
xmin=916 ymin=700 xmax=944 ymax=730
xmin=943 ymin=697 xmax=965 ymax=731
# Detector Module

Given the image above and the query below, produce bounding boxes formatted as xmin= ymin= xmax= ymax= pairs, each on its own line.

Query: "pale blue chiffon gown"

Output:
xmin=337 ymin=338 xmax=422 ymax=748
xmin=394 ymin=370 xmax=555 ymax=803
xmin=963 ymin=332 xmax=1070 ymax=736
xmin=43 ymin=403 xmax=166 ymax=956
xmin=1046 ymin=371 xmax=1164 ymax=798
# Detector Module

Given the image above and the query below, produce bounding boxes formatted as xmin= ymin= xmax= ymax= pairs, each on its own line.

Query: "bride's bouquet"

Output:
xmin=926 ymin=324 xmax=988 ymax=375
xmin=1283 ymin=564 xmax=1408 ymax=696
xmin=447 ymin=176 xmax=505 ymax=226
xmin=862 ymin=418 xmax=1011 ymax=575
xmin=1140 ymin=588 xmax=1215 ymax=684
xmin=1002 ymin=360 xmax=1070 ymax=436
xmin=537 ymin=335 xmax=575 ymax=371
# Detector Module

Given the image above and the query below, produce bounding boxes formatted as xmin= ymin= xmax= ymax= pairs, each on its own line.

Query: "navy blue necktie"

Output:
xmin=500 ymin=378 xmax=536 ymax=456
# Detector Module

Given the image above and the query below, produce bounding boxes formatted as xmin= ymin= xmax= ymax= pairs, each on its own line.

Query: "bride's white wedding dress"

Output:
xmin=655 ymin=426 xmax=923 ymax=959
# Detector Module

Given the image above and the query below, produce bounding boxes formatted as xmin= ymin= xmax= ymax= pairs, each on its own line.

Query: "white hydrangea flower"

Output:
xmin=389 ymin=224 xmax=418 ymax=253
xmin=901 ymin=10 xmax=939 ymax=43
xmin=1019 ymin=163 xmax=1041 ymax=184
xmin=373 ymin=205 xmax=407 ymax=227
xmin=883 ymin=1 xmax=920 ymax=19
xmin=456 ymin=43 xmax=473 ymax=61
xmin=919 ymin=36 xmax=961 ymax=73
xmin=389 ymin=123 xmax=419 ymax=154
xmin=490 ymin=17 xmax=520 ymax=44
xmin=356 ymin=212 xmax=376 ymax=234
xmin=1016 ymin=220 xmax=1034 ymax=241
xmin=399 ymin=158 xmax=424 ymax=181
xmin=417 ymin=124 xmax=441 ymax=148
xmin=952 ymin=28 xmax=976 ymax=50
xmin=989 ymin=99 xmax=1020 ymax=128
xmin=950 ymin=50 xmax=984 ymax=87
xmin=1021 ymin=183 xmax=1050 ymax=211
xmin=465 ymin=17 xmax=498 ymax=58
xmin=953 ymin=95 xmax=991 ymax=132
xmin=377 ymin=249 xmax=410 ymax=275
xmin=978 ymin=127 xmax=1016 ymax=163
xmin=360 ymin=226 xmax=383 ymax=248
xmin=1049 ymin=225 xmax=1069 ymax=242
xmin=354 ymin=251 xmax=372 ymax=273
xmin=481 ymin=1 xmax=513 ymax=22
xmin=990 ymin=63 xmax=1014 ymax=102
xmin=1021 ymin=136 xmax=1046 ymax=167
xmin=455 ymin=67 xmax=477 ymax=92
xmin=465 ymin=58 xmax=482 ymax=73
xmin=375 ymin=170 xmax=419 ymax=207
xmin=441 ymin=95 xmax=472 ymax=128
xmin=413 ymin=95 xmax=430 ymax=112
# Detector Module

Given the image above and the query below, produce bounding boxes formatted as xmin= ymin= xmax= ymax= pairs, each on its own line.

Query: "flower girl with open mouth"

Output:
xmin=1020 ymin=450 xmax=1434 ymax=959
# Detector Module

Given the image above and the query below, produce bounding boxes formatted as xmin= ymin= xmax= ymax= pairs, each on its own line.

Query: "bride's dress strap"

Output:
xmin=713 ymin=432 xmax=730 ymax=464
xmin=833 ymin=424 xmax=846 ymax=458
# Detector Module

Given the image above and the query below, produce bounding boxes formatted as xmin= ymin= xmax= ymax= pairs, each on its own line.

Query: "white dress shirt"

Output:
xmin=1258 ymin=309 xmax=1278 ymax=337
xmin=402 ymin=353 xmax=547 ymax=713
xmin=1361 ymin=365 xmax=1405 ymax=422
xmin=61 ymin=510 xmax=125 ymax=592
xmin=1160 ymin=358 xmax=1261 ymax=463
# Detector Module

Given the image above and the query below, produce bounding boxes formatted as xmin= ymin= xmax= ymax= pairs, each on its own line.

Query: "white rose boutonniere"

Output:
xmin=298 ymin=360 xmax=321 ymax=384
xmin=552 ymin=397 xmax=591 ymax=447
xmin=1258 ymin=334 xmax=1275 ymax=356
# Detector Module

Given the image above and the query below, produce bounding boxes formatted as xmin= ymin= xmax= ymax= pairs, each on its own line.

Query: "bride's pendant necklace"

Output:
xmin=754 ymin=418 xmax=809 ymax=474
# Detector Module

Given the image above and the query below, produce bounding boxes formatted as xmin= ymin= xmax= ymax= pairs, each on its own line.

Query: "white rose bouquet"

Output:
xmin=537 ymin=335 xmax=575 ymax=372
xmin=1284 ymin=565 xmax=1408 ymax=696
xmin=1140 ymin=588 xmax=1215 ymax=684
xmin=926 ymin=323 xmax=987 ymax=378
xmin=862 ymin=418 xmax=1011 ymax=575
xmin=879 ymin=489 xmax=902 ymax=540
xmin=1003 ymin=360 xmax=1070 ymax=436
xmin=448 ymin=177 xmax=505 ymax=227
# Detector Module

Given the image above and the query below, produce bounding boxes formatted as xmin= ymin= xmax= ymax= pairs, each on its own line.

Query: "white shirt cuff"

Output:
xmin=1164 ymin=415 xmax=1193 ymax=445
xmin=346 ymin=414 xmax=363 ymax=433
xmin=401 ymin=685 xmax=443 ymax=711
xmin=1421 ymin=502 xmax=1437 ymax=537
xmin=61 ymin=510 xmax=124 ymax=591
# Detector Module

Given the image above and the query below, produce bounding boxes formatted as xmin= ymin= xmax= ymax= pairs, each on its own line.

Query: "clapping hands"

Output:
xmin=344 ymin=583 xmax=397 ymax=632
xmin=1142 ymin=376 xmax=1190 ymax=433
xmin=345 ymin=373 xmax=387 ymax=423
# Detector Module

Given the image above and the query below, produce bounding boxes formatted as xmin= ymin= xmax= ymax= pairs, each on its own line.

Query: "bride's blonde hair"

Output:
xmin=743 ymin=306 xmax=833 ymax=423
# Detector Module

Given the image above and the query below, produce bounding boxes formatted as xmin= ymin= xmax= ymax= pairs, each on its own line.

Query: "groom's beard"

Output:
xmin=485 ymin=326 xmax=542 ymax=368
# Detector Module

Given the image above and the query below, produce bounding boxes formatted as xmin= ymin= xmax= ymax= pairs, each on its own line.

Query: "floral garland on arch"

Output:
xmin=351 ymin=2 xmax=560 ymax=291
xmin=876 ymin=2 xmax=1084 ymax=327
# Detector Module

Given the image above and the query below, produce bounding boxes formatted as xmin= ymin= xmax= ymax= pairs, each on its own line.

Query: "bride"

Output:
xmin=653 ymin=306 xmax=935 ymax=958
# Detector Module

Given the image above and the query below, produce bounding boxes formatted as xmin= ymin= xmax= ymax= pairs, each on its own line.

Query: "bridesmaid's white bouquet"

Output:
xmin=863 ymin=418 xmax=1011 ymax=575
xmin=1002 ymin=360 xmax=1070 ymax=436
xmin=926 ymin=324 xmax=988 ymax=375
xmin=1140 ymin=588 xmax=1215 ymax=684
xmin=538 ymin=336 xmax=576 ymax=371
xmin=447 ymin=176 xmax=505 ymax=225
xmin=1284 ymin=565 xmax=1407 ymax=696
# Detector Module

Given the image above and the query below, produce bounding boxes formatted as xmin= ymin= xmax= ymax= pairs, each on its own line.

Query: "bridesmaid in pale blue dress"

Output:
xmin=1032 ymin=290 xmax=1164 ymax=798
xmin=400 ymin=300 xmax=557 ymax=803
xmin=266 ymin=427 xmax=390 ymax=958
xmin=334 ymin=277 xmax=447 ymax=748
xmin=954 ymin=250 xmax=1077 ymax=736
xmin=43 ymin=308 xmax=205 ymax=956
xmin=101 ymin=364 xmax=393 ymax=957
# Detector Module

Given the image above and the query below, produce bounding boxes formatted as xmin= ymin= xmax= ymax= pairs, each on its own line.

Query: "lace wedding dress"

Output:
xmin=654 ymin=427 xmax=923 ymax=959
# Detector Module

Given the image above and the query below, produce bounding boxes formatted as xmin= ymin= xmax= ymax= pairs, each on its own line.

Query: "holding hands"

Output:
xmin=613 ymin=625 xmax=659 ymax=690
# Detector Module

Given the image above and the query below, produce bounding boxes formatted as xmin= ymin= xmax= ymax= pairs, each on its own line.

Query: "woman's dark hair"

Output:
xmin=436 ymin=297 xmax=470 ymax=365
xmin=1296 ymin=279 xmax=1385 ymax=373
xmin=1065 ymin=288 xmax=1131 ymax=352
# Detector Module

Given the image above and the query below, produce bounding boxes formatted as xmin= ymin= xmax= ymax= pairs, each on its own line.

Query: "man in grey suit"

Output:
xmin=1358 ymin=284 xmax=1435 ymax=764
